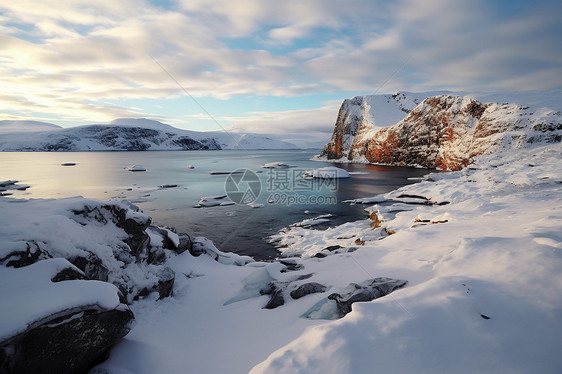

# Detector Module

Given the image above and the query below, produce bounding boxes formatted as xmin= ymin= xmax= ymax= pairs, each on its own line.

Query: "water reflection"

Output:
xmin=1 ymin=150 xmax=432 ymax=259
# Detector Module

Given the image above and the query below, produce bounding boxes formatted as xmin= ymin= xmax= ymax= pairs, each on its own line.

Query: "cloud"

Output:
xmin=226 ymin=104 xmax=341 ymax=148
xmin=0 ymin=0 xmax=561 ymax=130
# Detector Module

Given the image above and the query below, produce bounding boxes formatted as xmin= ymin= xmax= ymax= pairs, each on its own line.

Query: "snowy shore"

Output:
xmin=100 ymin=141 xmax=562 ymax=373
xmin=1 ymin=141 xmax=561 ymax=373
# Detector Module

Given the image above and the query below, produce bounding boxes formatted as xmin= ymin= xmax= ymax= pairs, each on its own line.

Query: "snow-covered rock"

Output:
xmin=320 ymin=92 xmax=562 ymax=170
xmin=252 ymin=141 xmax=562 ymax=373
xmin=261 ymin=162 xmax=290 ymax=168
xmin=318 ymin=92 xmax=445 ymax=160
xmin=0 ymin=258 xmax=133 ymax=374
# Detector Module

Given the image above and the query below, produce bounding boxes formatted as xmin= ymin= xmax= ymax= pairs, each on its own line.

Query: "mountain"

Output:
xmin=319 ymin=91 xmax=562 ymax=170
xmin=0 ymin=120 xmax=62 ymax=132
xmin=0 ymin=118 xmax=298 ymax=151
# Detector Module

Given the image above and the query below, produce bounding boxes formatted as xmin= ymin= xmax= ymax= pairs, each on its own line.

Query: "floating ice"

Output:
xmin=261 ymin=162 xmax=290 ymax=169
xmin=127 ymin=165 xmax=146 ymax=172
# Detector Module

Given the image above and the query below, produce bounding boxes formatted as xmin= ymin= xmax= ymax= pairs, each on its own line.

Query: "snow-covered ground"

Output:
xmin=1 ymin=129 xmax=561 ymax=372
xmin=88 ymin=141 xmax=562 ymax=373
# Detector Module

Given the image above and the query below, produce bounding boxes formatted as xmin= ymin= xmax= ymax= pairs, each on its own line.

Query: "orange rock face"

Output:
xmin=321 ymin=94 xmax=562 ymax=171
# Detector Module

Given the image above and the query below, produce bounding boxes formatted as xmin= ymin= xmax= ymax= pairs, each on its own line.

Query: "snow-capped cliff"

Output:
xmin=0 ymin=118 xmax=298 ymax=151
xmin=320 ymin=92 xmax=562 ymax=170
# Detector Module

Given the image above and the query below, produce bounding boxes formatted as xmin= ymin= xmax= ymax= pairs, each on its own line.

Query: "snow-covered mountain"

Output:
xmin=0 ymin=118 xmax=298 ymax=151
xmin=319 ymin=90 xmax=562 ymax=169
xmin=0 ymin=120 xmax=62 ymax=132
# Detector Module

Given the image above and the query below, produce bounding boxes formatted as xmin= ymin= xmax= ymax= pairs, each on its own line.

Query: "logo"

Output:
xmin=225 ymin=168 xmax=261 ymax=204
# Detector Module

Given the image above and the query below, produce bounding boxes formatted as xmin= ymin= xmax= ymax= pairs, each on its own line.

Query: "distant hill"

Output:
xmin=0 ymin=118 xmax=298 ymax=151
xmin=0 ymin=120 xmax=62 ymax=133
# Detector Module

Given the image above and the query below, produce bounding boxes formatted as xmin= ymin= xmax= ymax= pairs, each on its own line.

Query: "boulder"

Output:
xmin=328 ymin=277 xmax=407 ymax=318
xmin=0 ymin=308 xmax=134 ymax=374
xmin=0 ymin=259 xmax=134 ymax=374
xmin=290 ymin=282 xmax=327 ymax=300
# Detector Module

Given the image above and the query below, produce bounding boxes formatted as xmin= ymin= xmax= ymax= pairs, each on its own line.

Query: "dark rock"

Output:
xmin=295 ymin=273 xmax=314 ymax=281
xmin=327 ymin=277 xmax=407 ymax=318
xmin=323 ymin=245 xmax=342 ymax=252
xmin=147 ymin=246 xmax=167 ymax=265
xmin=176 ymin=233 xmax=193 ymax=254
xmin=264 ymin=287 xmax=285 ymax=309
xmin=71 ymin=253 xmax=109 ymax=283
xmin=279 ymin=259 xmax=304 ymax=272
xmin=313 ymin=252 xmax=327 ymax=258
xmin=51 ymin=267 xmax=87 ymax=282
xmin=0 ymin=241 xmax=51 ymax=268
xmin=0 ymin=307 xmax=134 ymax=374
xmin=290 ymin=282 xmax=327 ymax=300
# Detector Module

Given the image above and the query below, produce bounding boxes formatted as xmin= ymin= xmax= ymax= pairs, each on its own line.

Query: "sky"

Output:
xmin=1 ymin=0 xmax=562 ymax=147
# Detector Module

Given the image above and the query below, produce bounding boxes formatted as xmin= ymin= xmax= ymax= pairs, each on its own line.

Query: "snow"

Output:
xmin=194 ymin=195 xmax=235 ymax=207
xmin=2 ymin=93 xmax=562 ymax=373
xmin=252 ymin=142 xmax=562 ymax=373
xmin=0 ymin=258 xmax=121 ymax=341
xmin=305 ymin=166 xmax=350 ymax=179
xmin=0 ymin=118 xmax=299 ymax=151
xmin=261 ymin=162 xmax=290 ymax=168
xmin=127 ymin=165 xmax=146 ymax=172
xmin=95 ymin=142 xmax=561 ymax=374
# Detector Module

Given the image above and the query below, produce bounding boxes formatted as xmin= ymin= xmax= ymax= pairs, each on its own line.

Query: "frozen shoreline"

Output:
xmin=1 ymin=142 xmax=562 ymax=373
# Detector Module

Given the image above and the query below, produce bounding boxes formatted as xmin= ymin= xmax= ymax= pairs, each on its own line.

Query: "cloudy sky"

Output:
xmin=1 ymin=0 xmax=561 ymax=146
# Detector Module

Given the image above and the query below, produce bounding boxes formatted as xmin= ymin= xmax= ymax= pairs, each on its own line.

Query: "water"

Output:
xmin=0 ymin=150 xmax=431 ymax=260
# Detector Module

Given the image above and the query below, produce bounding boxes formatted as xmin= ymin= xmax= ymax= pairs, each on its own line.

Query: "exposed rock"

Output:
xmin=323 ymin=245 xmax=343 ymax=252
xmin=369 ymin=212 xmax=382 ymax=229
xmin=0 ymin=241 xmax=51 ymax=268
xmin=176 ymin=233 xmax=193 ymax=254
xmin=0 ymin=259 xmax=134 ymax=374
xmin=290 ymin=282 xmax=327 ymax=300
xmin=302 ymin=277 xmax=408 ymax=320
xmin=279 ymin=259 xmax=304 ymax=272
xmin=319 ymin=93 xmax=423 ymax=160
xmin=327 ymin=278 xmax=407 ymax=318
xmin=0 ymin=307 xmax=134 ymax=374
xmin=263 ymin=284 xmax=285 ymax=310
xmin=321 ymin=94 xmax=562 ymax=171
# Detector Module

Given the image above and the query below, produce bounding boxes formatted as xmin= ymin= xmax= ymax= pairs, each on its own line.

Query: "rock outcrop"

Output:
xmin=319 ymin=92 xmax=429 ymax=160
xmin=0 ymin=259 xmax=134 ymax=374
xmin=302 ymin=277 xmax=408 ymax=320
xmin=321 ymin=94 xmax=562 ymax=170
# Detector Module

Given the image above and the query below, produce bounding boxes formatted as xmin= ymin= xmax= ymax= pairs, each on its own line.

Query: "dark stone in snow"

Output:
xmin=328 ymin=277 xmax=408 ymax=318
xmin=290 ymin=282 xmax=327 ymax=300
xmin=0 ymin=307 xmax=134 ymax=374
xmin=279 ymin=259 xmax=304 ymax=272
xmin=0 ymin=241 xmax=51 ymax=268
xmin=176 ymin=233 xmax=193 ymax=254
xmin=71 ymin=253 xmax=109 ymax=283
xmin=264 ymin=287 xmax=285 ymax=309
xmin=323 ymin=245 xmax=342 ymax=252
xmin=51 ymin=266 xmax=87 ymax=282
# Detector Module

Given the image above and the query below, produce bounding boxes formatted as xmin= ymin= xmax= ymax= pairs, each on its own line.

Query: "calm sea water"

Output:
xmin=0 ymin=150 xmax=430 ymax=260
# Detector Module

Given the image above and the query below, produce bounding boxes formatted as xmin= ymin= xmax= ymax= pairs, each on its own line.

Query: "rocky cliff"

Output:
xmin=319 ymin=92 xmax=425 ymax=160
xmin=321 ymin=94 xmax=562 ymax=170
